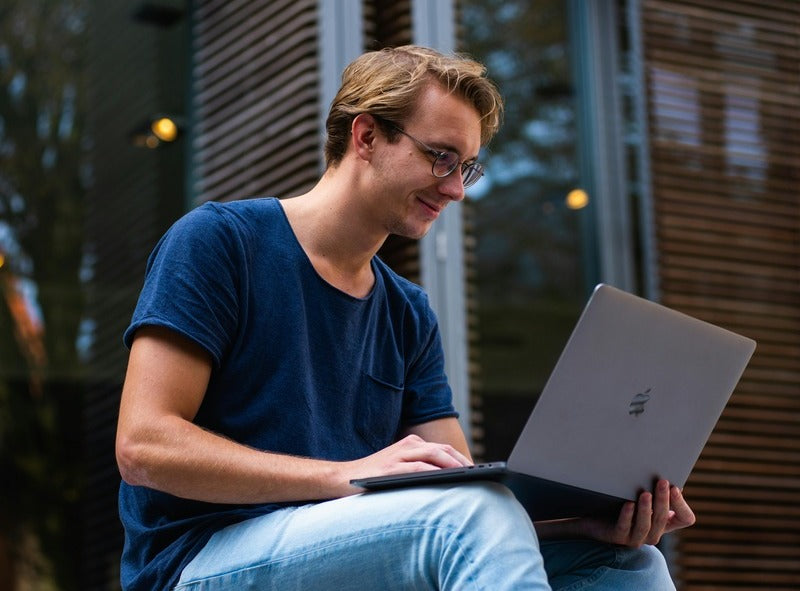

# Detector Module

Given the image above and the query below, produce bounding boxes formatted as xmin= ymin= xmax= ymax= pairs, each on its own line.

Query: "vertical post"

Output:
xmin=317 ymin=0 xmax=364 ymax=171
xmin=568 ymin=0 xmax=636 ymax=292
xmin=625 ymin=0 xmax=659 ymax=301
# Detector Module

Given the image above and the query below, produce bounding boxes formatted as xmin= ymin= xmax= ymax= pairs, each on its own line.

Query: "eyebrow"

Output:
xmin=430 ymin=141 xmax=479 ymax=164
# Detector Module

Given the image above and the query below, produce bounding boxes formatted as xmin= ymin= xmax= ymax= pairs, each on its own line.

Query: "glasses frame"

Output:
xmin=377 ymin=118 xmax=485 ymax=188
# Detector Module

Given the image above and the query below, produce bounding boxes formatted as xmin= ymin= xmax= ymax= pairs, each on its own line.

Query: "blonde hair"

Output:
xmin=324 ymin=45 xmax=504 ymax=167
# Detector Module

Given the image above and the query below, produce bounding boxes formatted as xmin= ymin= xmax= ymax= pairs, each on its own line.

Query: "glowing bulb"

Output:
xmin=0 ymin=254 xmax=5 ymax=268
xmin=151 ymin=117 xmax=178 ymax=142
xmin=566 ymin=189 xmax=589 ymax=210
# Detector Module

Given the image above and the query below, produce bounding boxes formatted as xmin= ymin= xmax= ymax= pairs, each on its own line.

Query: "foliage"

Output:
xmin=0 ymin=0 xmax=88 ymax=588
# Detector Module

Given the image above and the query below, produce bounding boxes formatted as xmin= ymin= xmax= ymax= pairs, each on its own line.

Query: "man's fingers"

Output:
xmin=630 ymin=492 xmax=654 ymax=546
xmin=444 ymin=445 xmax=472 ymax=466
xmin=638 ymin=482 xmax=694 ymax=544
xmin=418 ymin=443 xmax=469 ymax=469
xmin=646 ymin=480 xmax=671 ymax=544
xmin=401 ymin=433 xmax=471 ymax=466
xmin=394 ymin=435 xmax=470 ymax=469
xmin=611 ymin=501 xmax=636 ymax=544
xmin=666 ymin=486 xmax=696 ymax=531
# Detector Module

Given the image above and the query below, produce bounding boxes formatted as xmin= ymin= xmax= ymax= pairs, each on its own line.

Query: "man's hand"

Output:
xmin=344 ymin=433 xmax=472 ymax=493
xmin=576 ymin=480 xmax=696 ymax=547
xmin=535 ymin=479 xmax=696 ymax=548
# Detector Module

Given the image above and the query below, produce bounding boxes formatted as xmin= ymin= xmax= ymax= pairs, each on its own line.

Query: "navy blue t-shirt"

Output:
xmin=119 ymin=197 xmax=457 ymax=591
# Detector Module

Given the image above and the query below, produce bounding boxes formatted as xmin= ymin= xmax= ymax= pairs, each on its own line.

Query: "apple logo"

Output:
xmin=629 ymin=388 xmax=652 ymax=417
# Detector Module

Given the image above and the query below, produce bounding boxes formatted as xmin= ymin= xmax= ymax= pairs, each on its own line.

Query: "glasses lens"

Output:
xmin=432 ymin=151 xmax=460 ymax=178
xmin=430 ymin=149 xmax=484 ymax=188
xmin=462 ymin=163 xmax=484 ymax=188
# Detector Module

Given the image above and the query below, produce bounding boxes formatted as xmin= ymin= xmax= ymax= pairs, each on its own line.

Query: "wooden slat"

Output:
xmin=647 ymin=0 xmax=800 ymax=35
xmin=652 ymin=162 xmax=799 ymax=202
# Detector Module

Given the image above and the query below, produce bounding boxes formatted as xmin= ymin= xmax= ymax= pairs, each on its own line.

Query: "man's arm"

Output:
xmin=115 ymin=326 xmax=471 ymax=504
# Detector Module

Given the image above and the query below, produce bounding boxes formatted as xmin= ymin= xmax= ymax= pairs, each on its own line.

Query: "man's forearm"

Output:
xmin=117 ymin=415 xmax=349 ymax=504
xmin=117 ymin=416 xmax=472 ymax=504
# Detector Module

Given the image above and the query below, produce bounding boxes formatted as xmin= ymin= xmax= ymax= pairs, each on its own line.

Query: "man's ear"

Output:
xmin=351 ymin=113 xmax=378 ymax=162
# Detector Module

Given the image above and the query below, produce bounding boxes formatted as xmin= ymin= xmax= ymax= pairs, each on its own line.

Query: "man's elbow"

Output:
xmin=115 ymin=431 xmax=153 ymax=487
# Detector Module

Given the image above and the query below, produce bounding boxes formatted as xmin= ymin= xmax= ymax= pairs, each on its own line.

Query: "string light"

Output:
xmin=130 ymin=115 xmax=182 ymax=148
xmin=151 ymin=117 xmax=178 ymax=142
xmin=566 ymin=189 xmax=589 ymax=210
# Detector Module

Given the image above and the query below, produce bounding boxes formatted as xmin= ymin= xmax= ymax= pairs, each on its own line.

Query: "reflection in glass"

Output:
xmin=462 ymin=0 xmax=593 ymax=460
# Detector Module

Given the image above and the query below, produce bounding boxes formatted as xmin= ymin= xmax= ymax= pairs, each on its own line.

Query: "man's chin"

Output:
xmin=396 ymin=226 xmax=432 ymax=241
xmin=387 ymin=219 xmax=434 ymax=241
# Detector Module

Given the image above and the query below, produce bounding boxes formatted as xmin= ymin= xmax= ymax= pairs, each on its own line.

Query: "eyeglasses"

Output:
xmin=381 ymin=120 xmax=485 ymax=188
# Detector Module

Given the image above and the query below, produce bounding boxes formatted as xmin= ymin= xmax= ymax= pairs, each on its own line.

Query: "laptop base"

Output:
xmin=352 ymin=465 xmax=629 ymax=522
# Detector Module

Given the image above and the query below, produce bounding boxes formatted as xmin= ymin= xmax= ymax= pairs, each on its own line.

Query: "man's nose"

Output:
xmin=438 ymin=169 xmax=466 ymax=202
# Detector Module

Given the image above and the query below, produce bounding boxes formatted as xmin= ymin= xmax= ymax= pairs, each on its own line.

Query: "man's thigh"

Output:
xmin=175 ymin=483 xmax=547 ymax=591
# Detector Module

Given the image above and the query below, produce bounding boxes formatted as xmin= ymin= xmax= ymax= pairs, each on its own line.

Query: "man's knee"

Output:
xmin=430 ymin=482 xmax=528 ymax=520
xmin=542 ymin=540 xmax=675 ymax=590
xmin=634 ymin=544 xmax=674 ymax=584
xmin=420 ymin=482 xmax=537 ymax=544
xmin=412 ymin=483 xmax=546 ymax=588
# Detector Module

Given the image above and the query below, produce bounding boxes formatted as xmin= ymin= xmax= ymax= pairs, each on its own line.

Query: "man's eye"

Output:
xmin=437 ymin=152 xmax=459 ymax=167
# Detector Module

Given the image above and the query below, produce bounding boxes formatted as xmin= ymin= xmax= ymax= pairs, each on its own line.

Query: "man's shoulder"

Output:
xmin=373 ymin=257 xmax=433 ymax=316
xmin=170 ymin=197 xmax=285 ymax=246
xmin=193 ymin=196 xmax=279 ymax=223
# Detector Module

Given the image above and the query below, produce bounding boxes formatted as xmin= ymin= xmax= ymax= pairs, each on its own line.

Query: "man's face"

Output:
xmin=372 ymin=84 xmax=483 ymax=240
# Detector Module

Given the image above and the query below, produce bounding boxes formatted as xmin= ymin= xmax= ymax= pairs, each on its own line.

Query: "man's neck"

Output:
xmin=279 ymin=172 xmax=387 ymax=299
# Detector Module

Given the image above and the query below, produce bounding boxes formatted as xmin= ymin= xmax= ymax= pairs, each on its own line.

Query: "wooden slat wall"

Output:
xmin=641 ymin=1 xmax=800 ymax=588
xmin=191 ymin=0 xmax=321 ymax=204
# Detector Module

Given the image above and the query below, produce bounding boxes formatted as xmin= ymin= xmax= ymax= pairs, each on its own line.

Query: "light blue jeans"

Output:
xmin=175 ymin=483 xmax=675 ymax=590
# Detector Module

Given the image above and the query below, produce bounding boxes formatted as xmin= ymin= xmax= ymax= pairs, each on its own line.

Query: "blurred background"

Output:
xmin=0 ymin=0 xmax=797 ymax=589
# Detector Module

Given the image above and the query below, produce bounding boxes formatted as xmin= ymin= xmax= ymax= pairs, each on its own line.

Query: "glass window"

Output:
xmin=461 ymin=0 xmax=598 ymax=460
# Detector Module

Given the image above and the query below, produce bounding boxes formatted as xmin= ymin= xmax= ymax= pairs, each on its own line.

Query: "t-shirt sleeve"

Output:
xmin=401 ymin=297 xmax=459 ymax=426
xmin=123 ymin=204 xmax=241 ymax=367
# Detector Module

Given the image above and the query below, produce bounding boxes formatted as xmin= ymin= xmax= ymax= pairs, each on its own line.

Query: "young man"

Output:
xmin=116 ymin=46 xmax=694 ymax=590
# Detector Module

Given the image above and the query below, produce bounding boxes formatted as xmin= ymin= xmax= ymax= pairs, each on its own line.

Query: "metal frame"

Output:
xmin=317 ymin=0 xmax=364 ymax=170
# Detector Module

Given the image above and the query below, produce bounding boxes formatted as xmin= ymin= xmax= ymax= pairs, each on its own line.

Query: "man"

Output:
xmin=116 ymin=45 xmax=695 ymax=590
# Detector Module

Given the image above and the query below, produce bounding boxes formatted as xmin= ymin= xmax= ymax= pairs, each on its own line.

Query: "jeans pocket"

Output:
xmin=355 ymin=371 xmax=404 ymax=452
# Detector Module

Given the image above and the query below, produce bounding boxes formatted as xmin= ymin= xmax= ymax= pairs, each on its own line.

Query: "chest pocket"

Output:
xmin=356 ymin=370 xmax=404 ymax=452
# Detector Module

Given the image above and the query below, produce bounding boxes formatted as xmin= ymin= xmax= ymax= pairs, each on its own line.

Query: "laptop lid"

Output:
xmin=507 ymin=283 xmax=756 ymax=501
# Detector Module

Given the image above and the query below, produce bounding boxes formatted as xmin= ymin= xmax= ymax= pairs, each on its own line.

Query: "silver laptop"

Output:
xmin=351 ymin=284 xmax=756 ymax=521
